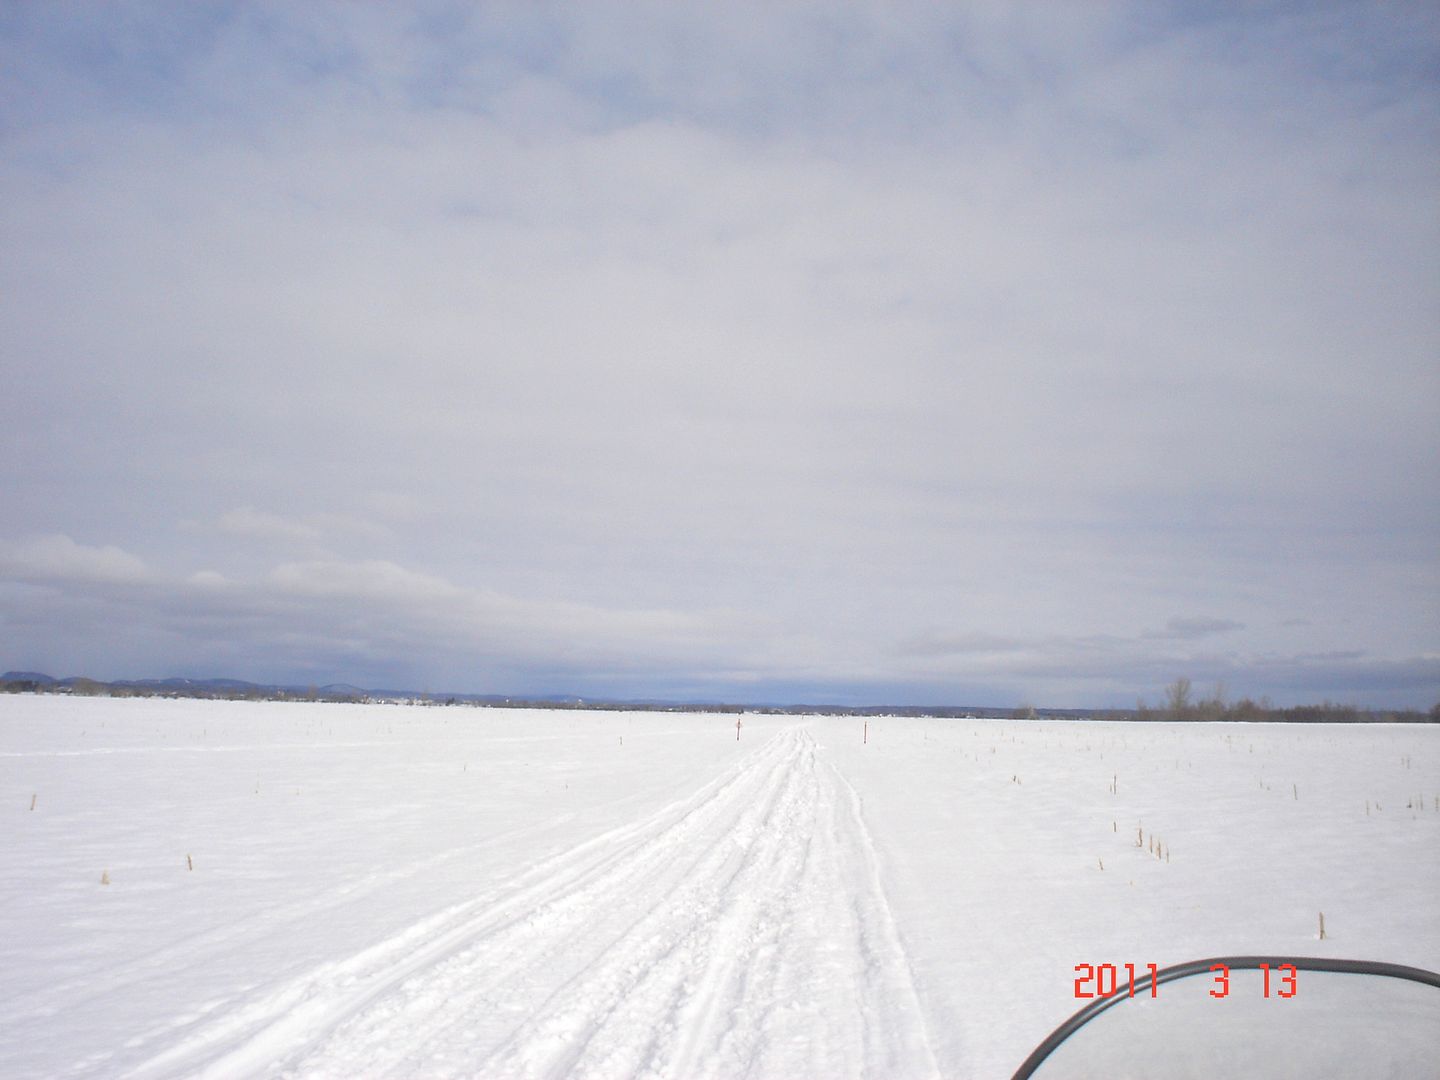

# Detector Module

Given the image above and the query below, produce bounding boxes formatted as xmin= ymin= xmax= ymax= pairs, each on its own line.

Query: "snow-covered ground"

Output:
xmin=2 ymin=696 xmax=1437 ymax=1078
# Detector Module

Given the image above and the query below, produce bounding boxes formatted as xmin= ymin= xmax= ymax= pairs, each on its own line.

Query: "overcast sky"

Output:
xmin=2 ymin=2 xmax=1437 ymax=708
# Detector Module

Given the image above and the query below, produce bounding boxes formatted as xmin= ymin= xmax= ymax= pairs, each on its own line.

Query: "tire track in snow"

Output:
xmin=123 ymin=726 xmax=939 ymax=1079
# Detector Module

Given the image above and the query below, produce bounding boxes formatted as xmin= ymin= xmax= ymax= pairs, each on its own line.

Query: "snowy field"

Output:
xmin=2 ymin=695 xmax=1438 ymax=1079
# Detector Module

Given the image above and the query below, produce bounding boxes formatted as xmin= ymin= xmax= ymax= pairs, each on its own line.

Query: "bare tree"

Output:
xmin=1164 ymin=677 xmax=1193 ymax=720
xmin=1196 ymin=680 xmax=1227 ymax=720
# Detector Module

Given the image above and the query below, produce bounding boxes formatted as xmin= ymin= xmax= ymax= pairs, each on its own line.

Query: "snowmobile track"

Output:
xmin=124 ymin=726 xmax=939 ymax=1079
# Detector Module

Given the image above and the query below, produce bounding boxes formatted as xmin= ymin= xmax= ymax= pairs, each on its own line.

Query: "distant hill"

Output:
xmin=0 ymin=671 xmax=552 ymax=706
xmin=317 ymin=683 xmax=370 ymax=697
xmin=111 ymin=677 xmax=268 ymax=692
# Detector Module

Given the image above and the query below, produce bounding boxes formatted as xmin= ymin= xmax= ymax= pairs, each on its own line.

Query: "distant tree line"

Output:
xmin=2 ymin=673 xmax=1435 ymax=723
xmin=1135 ymin=677 xmax=1438 ymax=724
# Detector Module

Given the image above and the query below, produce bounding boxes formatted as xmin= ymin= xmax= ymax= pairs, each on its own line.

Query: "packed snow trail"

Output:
xmin=123 ymin=727 xmax=940 ymax=1079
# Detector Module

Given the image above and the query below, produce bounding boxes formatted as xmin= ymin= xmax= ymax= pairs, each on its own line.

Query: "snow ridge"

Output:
xmin=120 ymin=727 xmax=938 ymax=1079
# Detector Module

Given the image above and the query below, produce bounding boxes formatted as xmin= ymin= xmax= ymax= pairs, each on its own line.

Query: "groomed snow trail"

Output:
xmin=123 ymin=727 xmax=939 ymax=1080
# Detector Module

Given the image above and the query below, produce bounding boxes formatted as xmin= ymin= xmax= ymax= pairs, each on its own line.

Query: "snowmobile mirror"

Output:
xmin=1014 ymin=956 xmax=1440 ymax=1080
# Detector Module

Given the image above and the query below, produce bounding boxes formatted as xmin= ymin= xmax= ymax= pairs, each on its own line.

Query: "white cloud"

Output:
xmin=216 ymin=507 xmax=321 ymax=545
xmin=0 ymin=535 xmax=151 ymax=585
xmin=267 ymin=559 xmax=461 ymax=603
